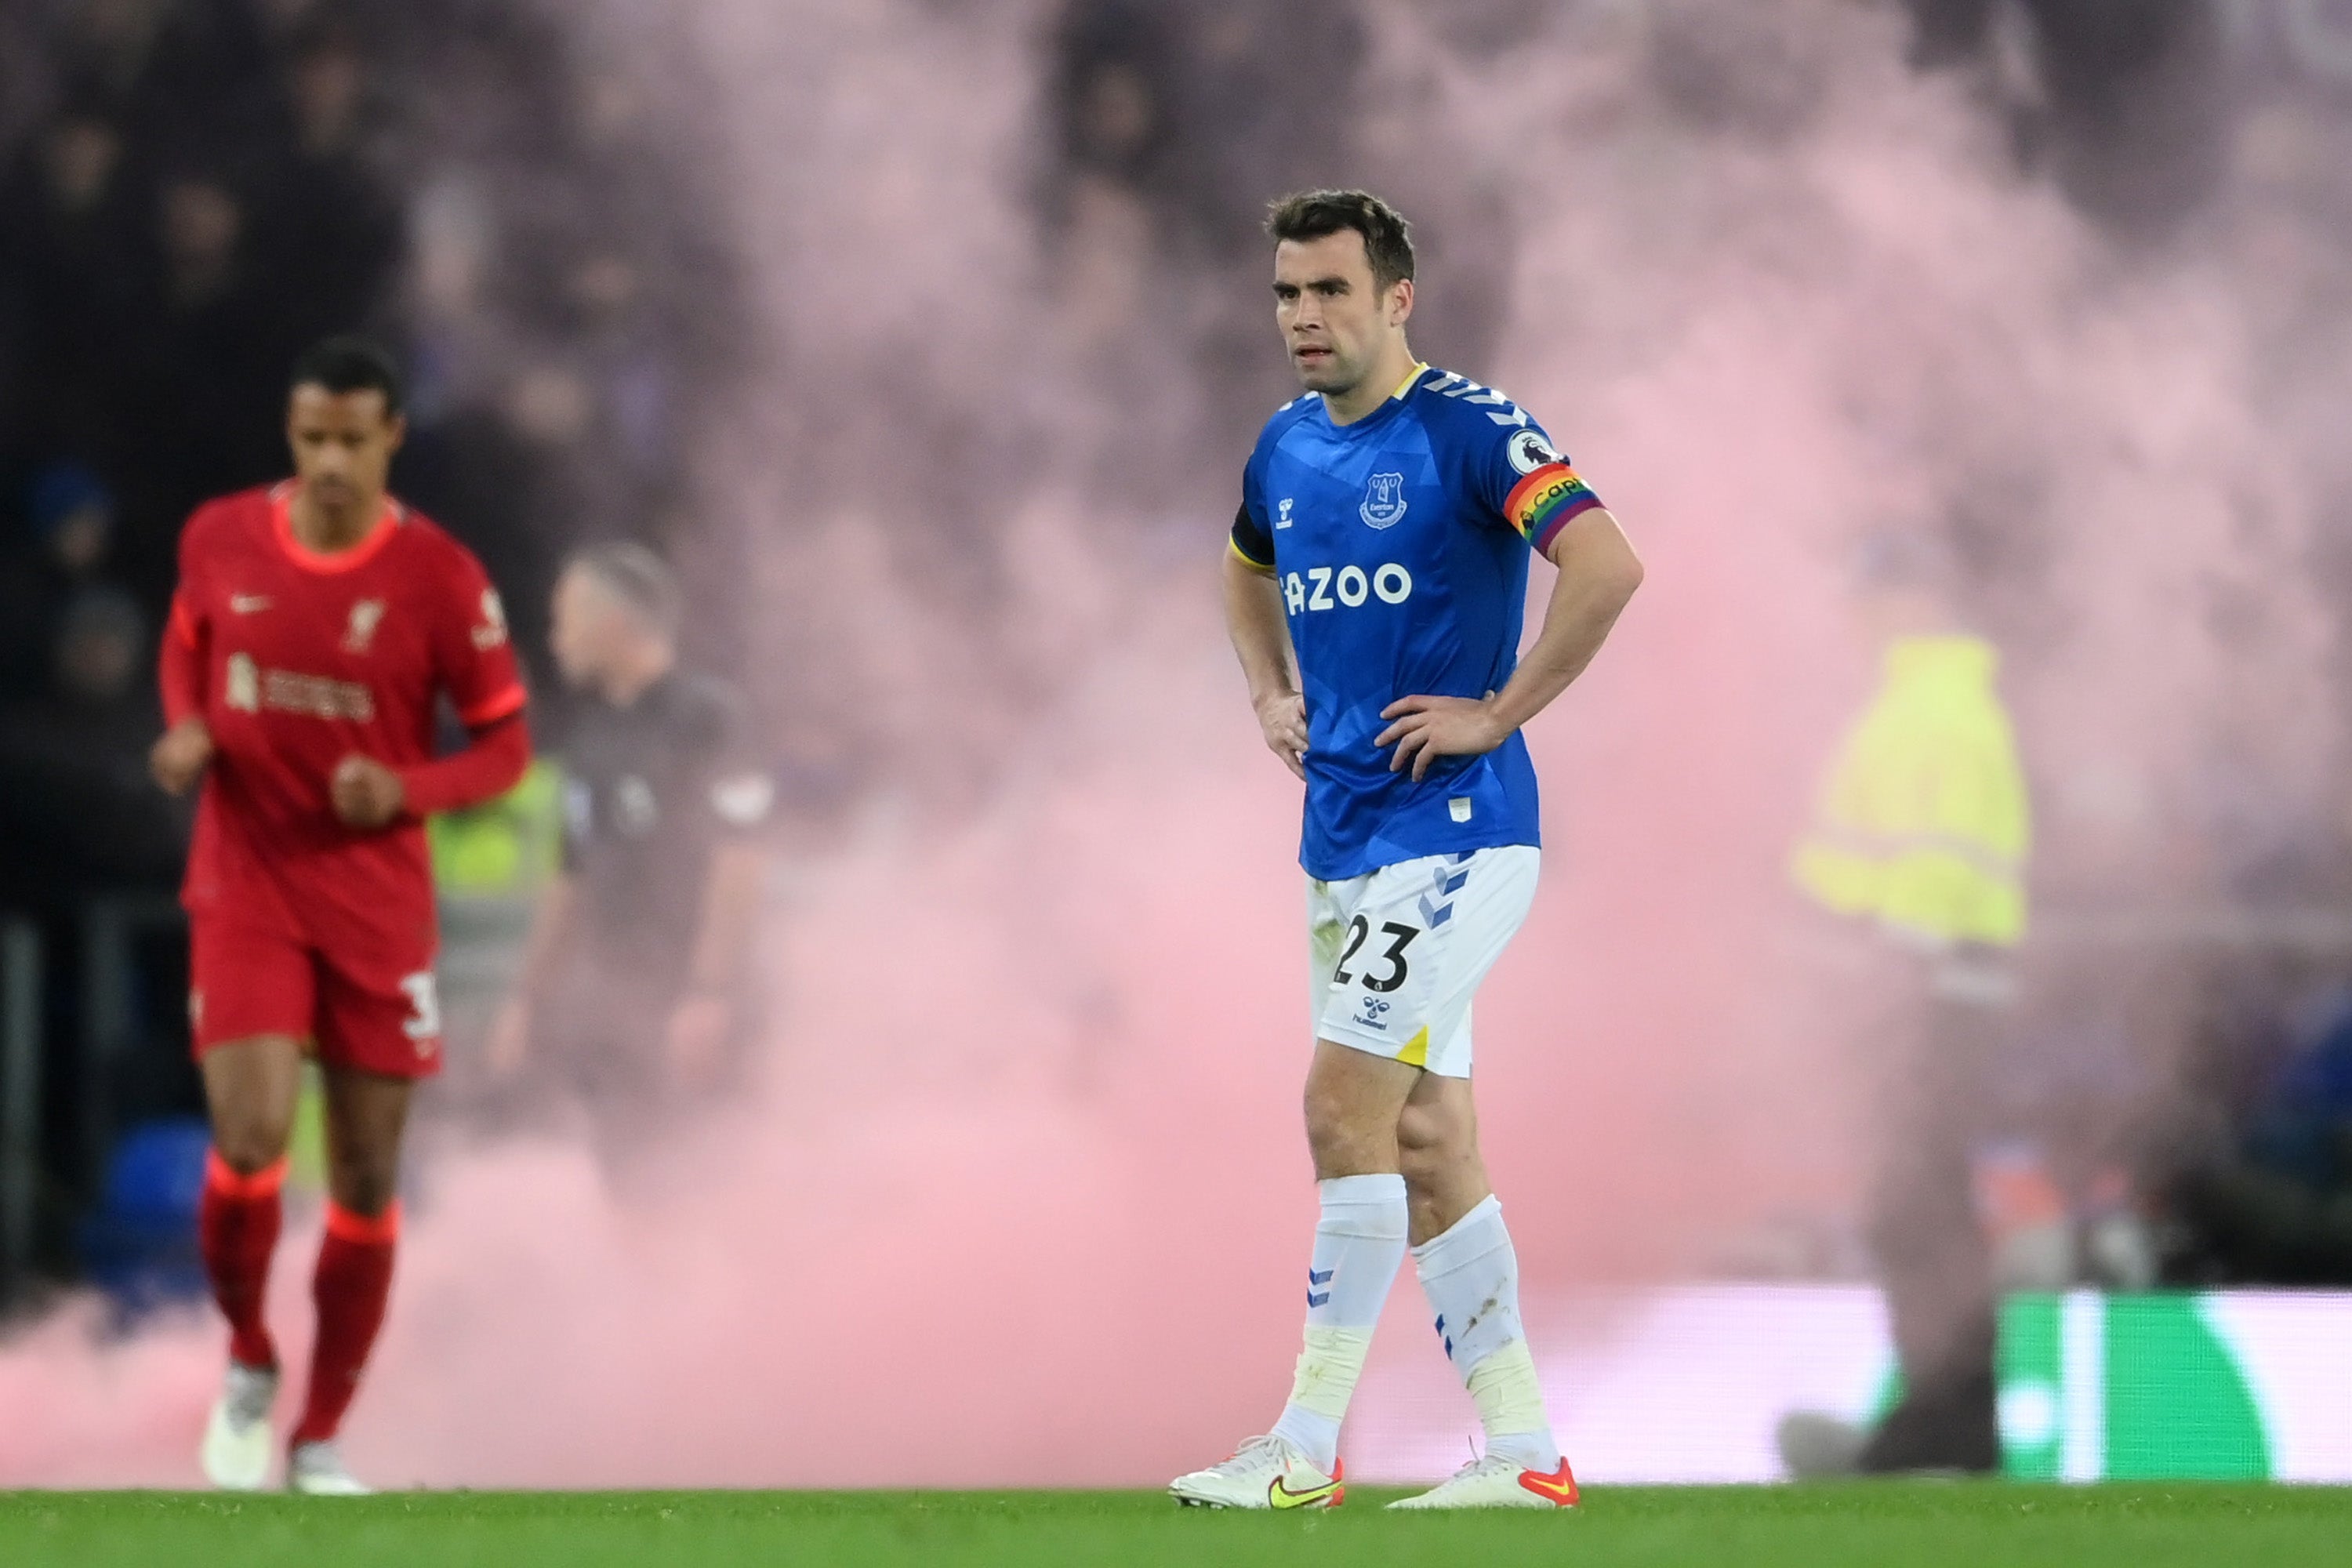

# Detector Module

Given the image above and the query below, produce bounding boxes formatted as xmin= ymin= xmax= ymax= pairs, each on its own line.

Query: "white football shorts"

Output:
xmin=1306 ymin=844 xmax=1541 ymax=1079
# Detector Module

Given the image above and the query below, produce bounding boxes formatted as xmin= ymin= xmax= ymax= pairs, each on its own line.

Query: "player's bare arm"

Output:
xmin=154 ymin=548 xmax=215 ymax=791
xmin=151 ymin=716 xmax=216 ymax=794
xmin=1377 ymin=506 xmax=1642 ymax=781
xmin=1223 ymin=546 xmax=1308 ymax=779
xmin=328 ymin=709 xmax=531 ymax=831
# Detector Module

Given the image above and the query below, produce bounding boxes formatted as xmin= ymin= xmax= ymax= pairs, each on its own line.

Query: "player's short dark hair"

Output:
xmin=568 ymin=540 xmax=681 ymax=642
xmin=1265 ymin=189 xmax=1415 ymax=294
xmin=289 ymin=335 xmax=405 ymax=419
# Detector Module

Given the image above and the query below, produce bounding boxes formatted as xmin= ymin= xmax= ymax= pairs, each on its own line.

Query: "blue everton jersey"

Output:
xmin=1231 ymin=365 xmax=1603 ymax=881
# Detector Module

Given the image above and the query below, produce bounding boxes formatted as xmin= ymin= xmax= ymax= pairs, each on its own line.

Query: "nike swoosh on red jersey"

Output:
xmin=230 ymin=594 xmax=273 ymax=613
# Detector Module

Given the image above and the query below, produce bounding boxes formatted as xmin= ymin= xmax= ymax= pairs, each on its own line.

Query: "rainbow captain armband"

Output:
xmin=1504 ymin=463 xmax=1602 ymax=556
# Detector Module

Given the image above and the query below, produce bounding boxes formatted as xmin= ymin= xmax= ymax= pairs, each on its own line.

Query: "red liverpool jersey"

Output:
xmin=167 ymin=482 xmax=527 ymax=959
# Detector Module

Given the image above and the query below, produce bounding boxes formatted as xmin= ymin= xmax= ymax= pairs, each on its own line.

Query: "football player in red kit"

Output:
xmin=150 ymin=337 xmax=532 ymax=1494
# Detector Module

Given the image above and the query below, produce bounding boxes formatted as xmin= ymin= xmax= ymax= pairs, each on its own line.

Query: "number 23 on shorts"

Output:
xmin=1334 ymin=914 xmax=1418 ymax=993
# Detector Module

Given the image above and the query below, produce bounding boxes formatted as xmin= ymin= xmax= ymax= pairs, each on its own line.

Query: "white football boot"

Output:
xmin=287 ymin=1440 xmax=373 ymax=1496
xmin=200 ymin=1361 xmax=279 ymax=1491
xmin=1388 ymin=1450 xmax=1579 ymax=1510
xmin=1169 ymin=1434 xmax=1345 ymax=1510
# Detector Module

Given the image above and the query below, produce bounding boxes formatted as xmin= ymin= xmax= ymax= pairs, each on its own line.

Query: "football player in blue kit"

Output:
xmin=1170 ymin=191 xmax=1643 ymax=1511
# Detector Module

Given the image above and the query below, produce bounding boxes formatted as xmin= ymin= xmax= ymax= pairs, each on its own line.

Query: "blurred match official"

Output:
xmin=486 ymin=543 xmax=774 ymax=1156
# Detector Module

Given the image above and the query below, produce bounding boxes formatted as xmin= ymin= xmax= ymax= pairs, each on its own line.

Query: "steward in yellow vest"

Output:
xmin=1792 ymin=634 xmax=2029 ymax=950
xmin=1777 ymin=536 xmax=2032 ymax=1481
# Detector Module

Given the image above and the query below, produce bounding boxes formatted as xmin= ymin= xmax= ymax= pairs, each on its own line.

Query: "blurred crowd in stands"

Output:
xmin=0 ymin=0 xmax=743 ymax=1294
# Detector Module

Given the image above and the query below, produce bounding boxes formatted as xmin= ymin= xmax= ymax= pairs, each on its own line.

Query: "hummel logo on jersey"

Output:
xmin=1276 ymin=497 xmax=1294 ymax=529
xmin=343 ymin=598 xmax=387 ymax=654
xmin=230 ymin=593 xmax=272 ymax=614
xmin=1283 ymin=563 xmax=1413 ymax=615
xmin=1359 ymin=472 xmax=1408 ymax=530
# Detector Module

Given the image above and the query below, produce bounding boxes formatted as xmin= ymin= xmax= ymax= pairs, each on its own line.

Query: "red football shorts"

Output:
xmin=189 ymin=915 xmax=443 ymax=1079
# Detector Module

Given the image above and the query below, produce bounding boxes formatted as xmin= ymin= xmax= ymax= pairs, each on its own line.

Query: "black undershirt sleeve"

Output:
xmin=1229 ymin=502 xmax=1275 ymax=569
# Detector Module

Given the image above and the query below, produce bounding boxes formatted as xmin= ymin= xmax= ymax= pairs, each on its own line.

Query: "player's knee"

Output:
xmin=1396 ymin=1098 xmax=1471 ymax=1165
xmin=1396 ymin=1099 xmax=1476 ymax=1205
xmin=329 ymin=1160 xmax=399 ymax=1218
xmin=1402 ymin=1114 xmax=1458 ymax=1203
xmin=325 ymin=1134 xmax=402 ymax=1216
xmin=1396 ymin=1127 xmax=1446 ymax=1196
xmin=1302 ymin=1079 xmax=1384 ymax=1175
xmin=209 ymin=1096 xmax=294 ymax=1174
xmin=1301 ymin=1083 xmax=1352 ymax=1167
xmin=211 ymin=1125 xmax=289 ymax=1176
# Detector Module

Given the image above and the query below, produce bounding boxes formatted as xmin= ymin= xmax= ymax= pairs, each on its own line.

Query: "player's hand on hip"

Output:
xmin=1377 ymin=694 xmax=1510 ymax=781
xmin=329 ymin=754 xmax=407 ymax=829
xmin=150 ymin=717 xmax=216 ymax=795
xmin=1254 ymin=689 xmax=1309 ymax=780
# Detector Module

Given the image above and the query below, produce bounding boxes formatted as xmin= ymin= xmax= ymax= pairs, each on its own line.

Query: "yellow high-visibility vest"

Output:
xmin=1791 ymin=634 xmax=2030 ymax=948
xmin=427 ymin=759 xmax=566 ymax=897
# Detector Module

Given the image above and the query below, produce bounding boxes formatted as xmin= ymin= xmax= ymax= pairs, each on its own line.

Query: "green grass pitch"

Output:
xmin=4 ymin=1483 xmax=2348 ymax=1566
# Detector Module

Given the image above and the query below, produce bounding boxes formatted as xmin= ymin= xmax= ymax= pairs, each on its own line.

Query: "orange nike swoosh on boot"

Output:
xmin=1518 ymin=1460 xmax=1579 ymax=1506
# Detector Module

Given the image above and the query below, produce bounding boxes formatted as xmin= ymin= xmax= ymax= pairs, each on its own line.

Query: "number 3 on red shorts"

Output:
xmin=399 ymin=972 xmax=443 ymax=1044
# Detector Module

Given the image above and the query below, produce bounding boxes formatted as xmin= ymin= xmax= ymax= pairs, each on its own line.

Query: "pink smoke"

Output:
xmin=5 ymin=0 xmax=2335 ymax=1487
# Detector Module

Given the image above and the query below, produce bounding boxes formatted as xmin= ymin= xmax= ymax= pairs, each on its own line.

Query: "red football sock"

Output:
xmin=291 ymin=1200 xmax=400 ymax=1446
xmin=198 ymin=1151 xmax=285 ymax=1369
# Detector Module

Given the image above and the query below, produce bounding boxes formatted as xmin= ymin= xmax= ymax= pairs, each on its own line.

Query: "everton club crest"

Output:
xmin=1359 ymin=471 xmax=1408 ymax=531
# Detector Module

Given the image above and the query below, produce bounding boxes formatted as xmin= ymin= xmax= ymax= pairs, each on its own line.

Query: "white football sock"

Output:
xmin=1268 ymin=1173 xmax=1408 ymax=1472
xmin=1413 ymin=1194 xmax=1561 ymax=1471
